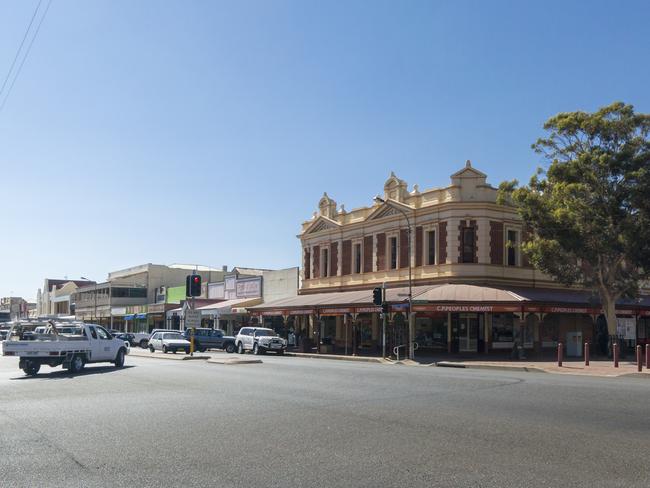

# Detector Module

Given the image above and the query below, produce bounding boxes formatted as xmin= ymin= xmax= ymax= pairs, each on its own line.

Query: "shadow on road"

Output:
xmin=10 ymin=365 xmax=135 ymax=381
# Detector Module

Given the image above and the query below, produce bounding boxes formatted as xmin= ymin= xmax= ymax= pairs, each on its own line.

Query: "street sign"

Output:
xmin=185 ymin=309 xmax=201 ymax=328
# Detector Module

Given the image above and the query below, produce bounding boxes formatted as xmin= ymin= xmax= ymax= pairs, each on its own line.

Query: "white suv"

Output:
xmin=235 ymin=327 xmax=286 ymax=355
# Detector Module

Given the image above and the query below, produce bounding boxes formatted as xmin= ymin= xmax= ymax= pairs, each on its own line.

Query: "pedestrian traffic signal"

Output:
xmin=373 ymin=287 xmax=383 ymax=306
xmin=186 ymin=274 xmax=202 ymax=297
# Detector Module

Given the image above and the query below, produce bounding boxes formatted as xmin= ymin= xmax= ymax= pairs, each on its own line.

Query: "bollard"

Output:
xmin=584 ymin=342 xmax=589 ymax=366
xmin=613 ymin=343 xmax=619 ymax=368
xmin=637 ymin=345 xmax=642 ymax=372
xmin=557 ymin=342 xmax=563 ymax=367
xmin=646 ymin=344 xmax=650 ymax=369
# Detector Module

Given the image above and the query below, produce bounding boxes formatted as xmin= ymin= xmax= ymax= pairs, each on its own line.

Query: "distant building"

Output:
xmin=74 ymin=263 xmax=229 ymax=332
xmin=36 ymin=278 xmax=96 ymax=317
xmin=0 ymin=296 xmax=29 ymax=320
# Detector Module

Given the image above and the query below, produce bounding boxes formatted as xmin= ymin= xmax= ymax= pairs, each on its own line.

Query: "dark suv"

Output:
xmin=182 ymin=328 xmax=236 ymax=353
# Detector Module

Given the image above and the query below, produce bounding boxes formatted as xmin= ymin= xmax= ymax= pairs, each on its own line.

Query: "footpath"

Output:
xmin=128 ymin=347 xmax=650 ymax=378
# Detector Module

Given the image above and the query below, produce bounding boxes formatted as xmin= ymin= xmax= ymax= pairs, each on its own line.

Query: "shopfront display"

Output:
xmin=414 ymin=313 xmax=447 ymax=350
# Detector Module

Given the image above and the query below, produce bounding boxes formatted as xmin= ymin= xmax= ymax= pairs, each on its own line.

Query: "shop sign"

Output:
xmin=414 ymin=304 xmax=519 ymax=313
xmin=111 ymin=307 xmax=127 ymax=316
xmin=638 ymin=310 xmax=650 ymax=317
xmin=287 ymin=309 xmax=314 ymax=315
xmin=319 ymin=307 xmax=352 ymax=315
xmin=236 ymin=278 xmax=262 ymax=298
xmin=260 ymin=310 xmax=285 ymax=316
xmin=208 ymin=283 xmax=225 ymax=300
xmin=148 ymin=303 xmax=166 ymax=314
xmin=615 ymin=309 xmax=636 ymax=316
xmin=542 ymin=306 xmax=598 ymax=314
xmin=355 ymin=306 xmax=381 ymax=313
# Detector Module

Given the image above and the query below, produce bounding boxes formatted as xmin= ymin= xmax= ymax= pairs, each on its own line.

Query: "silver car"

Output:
xmin=235 ymin=327 xmax=287 ymax=355
xmin=148 ymin=331 xmax=192 ymax=354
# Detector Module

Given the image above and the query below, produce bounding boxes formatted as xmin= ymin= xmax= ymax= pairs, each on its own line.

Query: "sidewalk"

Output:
xmin=435 ymin=359 xmax=650 ymax=378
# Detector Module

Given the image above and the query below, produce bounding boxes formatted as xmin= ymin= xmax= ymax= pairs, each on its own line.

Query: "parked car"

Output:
xmin=148 ymin=331 xmax=191 ymax=354
xmin=113 ymin=333 xmax=136 ymax=347
xmin=132 ymin=333 xmax=151 ymax=348
xmin=235 ymin=327 xmax=286 ymax=355
xmin=182 ymin=328 xmax=236 ymax=353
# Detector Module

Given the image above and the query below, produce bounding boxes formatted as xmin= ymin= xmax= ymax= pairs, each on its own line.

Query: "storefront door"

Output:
xmin=459 ymin=313 xmax=479 ymax=352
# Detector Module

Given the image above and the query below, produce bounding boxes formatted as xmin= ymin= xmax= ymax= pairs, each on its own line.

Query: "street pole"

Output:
xmin=374 ymin=195 xmax=414 ymax=359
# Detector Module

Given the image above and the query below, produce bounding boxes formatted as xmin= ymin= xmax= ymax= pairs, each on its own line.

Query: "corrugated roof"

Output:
xmin=414 ymin=284 xmax=524 ymax=303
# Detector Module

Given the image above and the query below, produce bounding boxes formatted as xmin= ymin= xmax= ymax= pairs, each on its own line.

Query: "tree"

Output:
xmin=498 ymin=102 xmax=650 ymax=341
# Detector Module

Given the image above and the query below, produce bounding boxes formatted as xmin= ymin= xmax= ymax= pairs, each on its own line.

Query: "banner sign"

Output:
xmin=413 ymin=304 xmax=520 ymax=313
xmin=319 ymin=307 xmax=353 ymax=315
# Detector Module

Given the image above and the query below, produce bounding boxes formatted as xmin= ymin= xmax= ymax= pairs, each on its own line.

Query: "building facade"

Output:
xmin=252 ymin=162 xmax=650 ymax=358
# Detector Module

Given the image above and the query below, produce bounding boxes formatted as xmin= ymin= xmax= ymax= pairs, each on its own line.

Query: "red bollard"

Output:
xmin=557 ymin=342 xmax=563 ymax=367
xmin=637 ymin=345 xmax=642 ymax=372
xmin=584 ymin=342 xmax=590 ymax=366
xmin=613 ymin=343 xmax=619 ymax=368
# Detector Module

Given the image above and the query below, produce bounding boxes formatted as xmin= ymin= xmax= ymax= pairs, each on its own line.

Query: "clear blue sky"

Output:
xmin=1 ymin=0 xmax=649 ymax=300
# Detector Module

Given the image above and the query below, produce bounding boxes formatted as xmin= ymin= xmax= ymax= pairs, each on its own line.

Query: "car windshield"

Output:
xmin=163 ymin=333 xmax=183 ymax=340
xmin=255 ymin=330 xmax=277 ymax=337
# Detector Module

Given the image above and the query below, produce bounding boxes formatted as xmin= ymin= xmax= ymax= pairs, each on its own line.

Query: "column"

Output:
xmin=447 ymin=218 xmax=460 ymax=263
xmin=447 ymin=312 xmax=452 ymax=353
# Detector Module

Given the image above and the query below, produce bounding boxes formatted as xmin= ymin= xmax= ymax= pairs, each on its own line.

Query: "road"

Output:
xmin=0 ymin=352 xmax=648 ymax=488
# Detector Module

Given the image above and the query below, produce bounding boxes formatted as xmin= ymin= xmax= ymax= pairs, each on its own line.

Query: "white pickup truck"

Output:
xmin=2 ymin=322 xmax=129 ymax=376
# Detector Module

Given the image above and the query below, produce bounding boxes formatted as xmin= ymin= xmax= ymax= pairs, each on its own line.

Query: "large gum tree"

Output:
xmin=499 ymin=102 xmax=650 ymax=343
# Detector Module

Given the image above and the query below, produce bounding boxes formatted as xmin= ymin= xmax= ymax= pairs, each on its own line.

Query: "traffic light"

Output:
xmin=372 ymin=287 xmax=383 ymax=306
xmin=186 ymin=274 xmax=202 ymax=297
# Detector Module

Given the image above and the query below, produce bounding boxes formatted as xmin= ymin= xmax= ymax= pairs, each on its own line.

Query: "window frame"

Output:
xmin=461 ymin=226 xmax=475 ymax=264
xmin=321 ymin=246 xmax=329 ymax=278
xmin=388 ymin=235 xmax=399 ymax=270
xmin=505 ymin=227 xmax=520 ymax=267
xmin=423 ymin=224 xmax=439 ymax=266
xmin=353 ymin=241 xmax=363 ymax=275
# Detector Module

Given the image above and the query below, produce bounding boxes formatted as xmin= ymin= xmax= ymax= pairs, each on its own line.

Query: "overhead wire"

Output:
xmin=0 ymin=0 xmax=42 ymax=100
xmin=0 ymin=0 xmax=53 ymax=114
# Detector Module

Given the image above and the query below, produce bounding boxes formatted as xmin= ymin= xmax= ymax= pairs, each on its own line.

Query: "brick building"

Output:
xmin=252 ymin=161 xmax=650 ymax=358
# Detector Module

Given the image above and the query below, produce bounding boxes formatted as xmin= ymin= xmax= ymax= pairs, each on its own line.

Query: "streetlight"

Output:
xmin=374 ymin=195 xmax=415 ymax=359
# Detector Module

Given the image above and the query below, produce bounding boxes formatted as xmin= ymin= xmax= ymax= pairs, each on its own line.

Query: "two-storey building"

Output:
xmin=252 ymin=161 xmax=650 ymax=358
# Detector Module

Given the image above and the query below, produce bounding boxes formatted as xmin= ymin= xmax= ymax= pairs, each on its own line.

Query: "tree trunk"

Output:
xmin=601 ymin=292 xmax=618 ymax=337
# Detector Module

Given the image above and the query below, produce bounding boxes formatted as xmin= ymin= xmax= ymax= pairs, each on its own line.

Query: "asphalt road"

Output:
xmin=0 ymin=352 xmax=649 ymax=488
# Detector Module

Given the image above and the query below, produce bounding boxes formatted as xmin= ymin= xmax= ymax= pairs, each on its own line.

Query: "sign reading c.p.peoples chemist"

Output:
xmin=413 ymin=304 xmax=521 ymax=313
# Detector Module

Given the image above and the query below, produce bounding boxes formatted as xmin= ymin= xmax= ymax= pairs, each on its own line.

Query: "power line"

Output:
xmin=0 ymin=0 xmax=53 ymax=114
xmin=0 ymin=0 xmax=42 ymax=100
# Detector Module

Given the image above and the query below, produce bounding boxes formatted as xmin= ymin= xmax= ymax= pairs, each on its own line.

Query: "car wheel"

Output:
xmin=162 ymin=345 xmax=168 ymax=354
xmin=172 ymin=349 xmax=177 ymax=354
xmin=253 ymin=343 xmax=260 ymax=355
xmin=114 ymin=349 xmax=125 ymax=368
xmin=22 ymin=360 xmax=40 ymax=376
xmin=68 ymin=355 xmax=85 ymax=374
xmin=237 ymin=342 xmax=244 ymax=354
xmin=139 ymin=339 xmax=148 ymax=348
xmin=185 ymin=348 xmax=191 ymax=355
xmin=149 ymin=345 xmax=155 ymax=353
xmin=225 ymin=343 xmax=236 ymax=354
xmin=277 ymin=349 xmax=285 ymax=356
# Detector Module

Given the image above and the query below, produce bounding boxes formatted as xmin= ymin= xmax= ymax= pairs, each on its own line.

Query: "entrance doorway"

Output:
xmin=451 ymin=313 xmax=483 ymax=353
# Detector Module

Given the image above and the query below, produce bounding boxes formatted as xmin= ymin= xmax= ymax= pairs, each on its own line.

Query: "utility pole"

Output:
xmin=382 ymin=284 xmax=387 ymax=359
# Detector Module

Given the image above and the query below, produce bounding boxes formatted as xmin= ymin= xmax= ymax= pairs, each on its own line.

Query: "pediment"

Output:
xmin=366 ymin=200 xmax=413 ymax=221
xmin=303 ymin=216 xmax=341 ymax=235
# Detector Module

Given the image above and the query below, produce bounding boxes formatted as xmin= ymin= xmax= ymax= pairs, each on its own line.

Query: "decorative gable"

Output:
xmin=303 ymin=216 xmax=341 ymax=235
xmin=366 ymin=200 xmax=413 ymax=222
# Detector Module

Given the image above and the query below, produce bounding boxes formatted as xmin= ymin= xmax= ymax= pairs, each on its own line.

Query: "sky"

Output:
xmin=1 ymin=0 xmax=649 ymax=300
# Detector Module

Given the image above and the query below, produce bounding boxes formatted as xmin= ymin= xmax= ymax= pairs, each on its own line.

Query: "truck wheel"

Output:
xmin=162 ymin=345 xmax=168 ymax=354
xmin=237 ymin=342 xmax=244 ymax=354
xmin=114 ymin=349 xmax=125 ymax=368
xmin=225 ymin=343 xmax=236 ymax=354
xmin=22 ymin=361 xmax=40 ymax=376
xmin=68 ymin=355 xmax=85 ymax=374
xmin=139 ymin=339 xmax=148 ymax=349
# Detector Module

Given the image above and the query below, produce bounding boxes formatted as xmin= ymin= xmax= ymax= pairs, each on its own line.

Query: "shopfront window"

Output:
xmin=492 ymin=313 xmax=514 ymax=347
xmin=415 ymin=314 xmax=447 ymax=349
xmin=540 ymin=314 xmax=559 ymax=347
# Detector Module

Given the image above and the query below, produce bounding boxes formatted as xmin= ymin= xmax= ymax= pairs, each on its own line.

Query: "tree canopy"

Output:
xmin=498 ymin=102 xmax=650 ymax=335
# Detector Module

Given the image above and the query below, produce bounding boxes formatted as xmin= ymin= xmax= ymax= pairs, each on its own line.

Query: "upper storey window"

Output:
xmin=461 ymin=227 xmax=475 ymax=263
xmin=506 ymin=229 xmax=519 ymax=266
xmin=322 ymin=248 xmax=329 ymax=278
xmin=427 ymin=230 xmax=436 ymax=265
xmin=354 ymin=243 xmax=362 ymax=274
xmin=389 ymin=236 xmax=398 ymax=269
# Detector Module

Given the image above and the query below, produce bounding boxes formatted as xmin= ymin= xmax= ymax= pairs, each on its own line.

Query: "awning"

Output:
xmin=135 ymin=313 xmax=147 ymax=319
xmin=124 ymin=314 xmax=135 ymax=320
xmin=197 ymin=297 xmax=263 ymax=316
